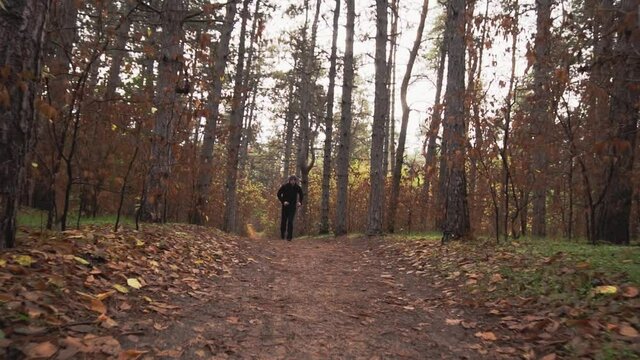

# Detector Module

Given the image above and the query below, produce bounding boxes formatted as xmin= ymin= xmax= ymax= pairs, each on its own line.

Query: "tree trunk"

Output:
xmin=104 ymin=6 xmax=133 ymax=101
xmin=334 ymin=0 xmax=355 ymax=236
xmin=388 ymin=0 xmax=429 ymax=233
xmin=0 ymin=0 xmax=52 ymax=248
xmin=296 ymin=0 xmax=321 ymax=235
xmin=141 ymin=0 xmax=186 ymax=223
xmin=384 ymin=0 xmax=399 ymax=177
xmin=367 ymin=0 xmax=389 ymax=236
xmin=425 ymin=37 xmax=447 ymax=230
xmin=441 ymin=0 xmax=470 ymax=239
xmin=191 ymin=1 xmax=236 ymax=225
xmin=530 ymin=0 xmax=552 ymax=237
xmin=594 ymin=0 xmax=639 ymax=245
xmin=501 ymin=0 xmax=519 ymax=242
xmin=319 ymin=0 xmax=341 ymax=234
xmin=283 ymin=70 xmax=297 ymax=178
xmin=239 ymin=0 xmax=262 ymax=174
xmin=224 ymin=0 xmax=251 ymax=233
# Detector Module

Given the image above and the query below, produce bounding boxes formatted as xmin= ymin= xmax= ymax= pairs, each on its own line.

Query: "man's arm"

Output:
xmin=277 ymin=185 xmax=285 ymax=204
xmin=297 ymin=186 xmax=304 ymax=204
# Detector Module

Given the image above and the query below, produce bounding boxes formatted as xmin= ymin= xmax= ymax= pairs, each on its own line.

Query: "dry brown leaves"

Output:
xmin=381 ymin=238 xmax=640 ymax=358
xmin=0 ymin=224 xmax=249 ymax=359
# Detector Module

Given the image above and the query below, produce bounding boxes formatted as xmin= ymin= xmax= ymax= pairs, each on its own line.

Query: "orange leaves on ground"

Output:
xmin=0 ymin=224 xmax=248 ymax=357
xmin=622 ymin=285 xmax=639 ymax=298
xmin=22 ymin=341 xmax=57 ymax=358
xmin=382 ymin=236 xmax=640 ymax=358
xmin=474 ymin=331 xmax=497 ymax=341
xmin=617 ymin=325 xmax=639 ymax=338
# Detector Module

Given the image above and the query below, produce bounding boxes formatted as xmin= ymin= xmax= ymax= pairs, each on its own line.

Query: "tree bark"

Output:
xmin=224 ymin=0 xmax=251 ymax=233
xmin=104 ymin=6 xmax=133 ymax=101
xmin=422 ymin=40 xmax=447 ymax=226
xmin=530 ymin=0 xmax=552 ymax=237
xmin=0 ymin=0 xmax=52 ymax=248
xmin=239 ymin=0 xmax=262 ymax=173
xmin=334 ymin=0 xmax=355 ymax=236
xmin=191 ymin=1 xmax=236 ymax=225
xmin=296 ymin=0 xmax=321 ymax=234
xmin=441 ymin=0 xmax=470 ymax=239
xmin=141 ymin=0 xmax=186 ymax=223
xmin=384 ymin=0 xmax=399 ymax=176
xmin=594 ymin=0 xmax=639 ymax=245
xmin=367 ymin=0 xmax=389 ymax=236
xmin=319 ymin=0 xmax=341 ymax=234
xmin=388 ymin=0 xmax=429 ymax=233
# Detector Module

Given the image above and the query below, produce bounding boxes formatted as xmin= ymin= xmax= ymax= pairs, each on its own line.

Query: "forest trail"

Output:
xmin=120 ymin=236 xmax=499 ymax=359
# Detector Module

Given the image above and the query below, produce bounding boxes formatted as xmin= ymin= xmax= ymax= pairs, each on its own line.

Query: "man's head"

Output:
xmin=288 ymin=175 xmax=298 ymax=184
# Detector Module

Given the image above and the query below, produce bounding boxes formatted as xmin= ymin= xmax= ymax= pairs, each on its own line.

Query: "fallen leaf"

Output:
xmin=96 ymin=291 xmax=115 ymax=301
xmin=618 ymin=325 xmax=639 ymax=338
xmin=540 ymin=354 xmax=557 ymax=360
xmin=14 ymin=255 xmax=35 ymax=266
xmin=83 ymin=335 xmax=121 ymax=356
xmin=622 ymin=286 xmax=639 ymax=298
xmin=490 ymin=273 xmax=503 ymax=283
xmin=446 ymin=319 xmax=462 ymax=325
xmin=195 ymin=349 xmax=206 ymax=357
xmin=475 ymin=331 xmax=498 ymax=341
xmin=127 ymin=278 xmax=142 ymax=289
xmin=156 ymin=348 xmax=183 ymax=357
xmin=23 ymin=341 xmax=58 ymax=358
xmin=13 ymin=326 xmax=47 ymax=335
xmin=97 ymin=314 xmax=118 ymax=328
xmin=593 ymin=285 xmax=617 ymax=295
xmin=226 ymin=316 xmax=239 ymax=324
xmin=118 ymin=349 xmax=148 ymax=360
xmin=0 ymin=259 xmax=6 ymax=267
xmin=89 ymin=298 xmax=107 ymax=314
xmin=113 ymin=284 xmax=129 ymax=294
xmin=74 ymin=256 xmax=90 ymax=266
xmin=462 ymin=321 xmax=477 ymax=329
xmin=154 ymin=323 xmax=169 ymax=331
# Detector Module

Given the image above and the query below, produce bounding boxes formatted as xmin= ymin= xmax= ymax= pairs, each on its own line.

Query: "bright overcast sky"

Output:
xmin=259 ymin=0 xmax=535 ymax=154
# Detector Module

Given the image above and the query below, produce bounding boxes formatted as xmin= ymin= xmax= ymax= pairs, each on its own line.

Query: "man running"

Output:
xmin=277 ymin=175 xmax=303 ymax=241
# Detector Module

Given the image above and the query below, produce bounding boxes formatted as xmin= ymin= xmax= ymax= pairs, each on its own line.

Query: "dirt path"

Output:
xmin=120 ymin=237 xmax=497 ymax=359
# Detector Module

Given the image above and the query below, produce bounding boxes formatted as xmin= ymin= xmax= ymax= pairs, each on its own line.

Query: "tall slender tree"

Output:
xmin=296 ymin=0 xmax=321 ymax=234
xmin=530 ymin=0 xmax=552 ymax=237
xmin=140 ymin=0 xmax=186 ymax=223
xmin=191 ymin=1 xmax=237 ymax=225
xmin=367 ymin=0 xmax=389 ymax=236
xmin=319 ymin=0 xmax=341 ymax=234
xmin=334 ymin=0 xmax=355 ymax=236
xmin=593 ymin=0 xmax=639 ymax=244
xmin=388 ymin=0 xmax=429 ymax=233
xmin=0 ymin=0 xmax=52 ymax=247
xmin=440 ymin=0 xmax=470 ymax=239
xmin=224 ymin=0 xmax=251 ymax=232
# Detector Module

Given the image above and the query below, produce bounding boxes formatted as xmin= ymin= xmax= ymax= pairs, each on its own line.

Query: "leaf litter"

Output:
xmin=381 ymin=237 xmax=640 ymax=358
xmin=0 ymin=224 xmax=249 ymax=359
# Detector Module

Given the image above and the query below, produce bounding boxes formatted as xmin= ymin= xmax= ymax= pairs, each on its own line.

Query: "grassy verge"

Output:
xmin=17 ymin=207 xmax=133 ymax=229
xmin=385 ymin=233 xmax=640 ymax=359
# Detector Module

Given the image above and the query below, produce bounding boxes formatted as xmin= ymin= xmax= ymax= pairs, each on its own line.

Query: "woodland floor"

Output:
xmin=1 ymin=225 xmax=638 ymax=359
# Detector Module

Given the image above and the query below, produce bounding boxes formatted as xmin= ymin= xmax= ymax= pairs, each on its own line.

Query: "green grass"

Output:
xmin=17 ymin=207 xmax=133 ymax=229
xmin=514 ymin=238 xmax=640 ymax=285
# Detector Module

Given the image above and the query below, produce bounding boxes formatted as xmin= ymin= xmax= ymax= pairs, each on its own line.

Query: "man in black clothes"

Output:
xmin=277 ymin=175 xmax=304 ymax=241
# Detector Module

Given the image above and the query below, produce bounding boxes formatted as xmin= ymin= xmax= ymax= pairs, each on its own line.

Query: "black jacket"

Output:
xmin=277 ymin=183 xmax=303 ymax=207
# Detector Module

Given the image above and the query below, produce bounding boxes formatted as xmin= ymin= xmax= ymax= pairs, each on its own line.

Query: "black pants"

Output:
xmin=280 ymin=205 xmax=296 ymax=240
